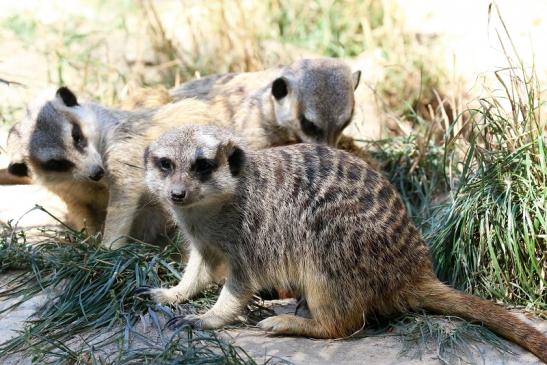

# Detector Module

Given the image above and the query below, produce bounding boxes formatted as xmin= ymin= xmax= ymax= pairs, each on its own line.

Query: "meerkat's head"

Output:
xmin=144 ymin=125 xmax=245 ymax=210
xmin=7 ymin=87 xmax=105 ymax=184
xmin=270 ymin=58 xmax=360 ymax=146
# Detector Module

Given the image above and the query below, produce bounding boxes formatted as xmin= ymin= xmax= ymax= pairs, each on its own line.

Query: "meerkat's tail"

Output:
xmin=0 ymin=168 xmax=31 ymax=185
xmin=415 ymin=277 xmax=547 ymax=363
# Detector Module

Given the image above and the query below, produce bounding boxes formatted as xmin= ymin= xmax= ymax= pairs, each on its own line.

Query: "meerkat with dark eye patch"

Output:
xmin=4 ymin=86 xmax=181 ymax=235
xmin=170 ymin=58 xmax=361 ymax=147
xmin=6 ymin=87 xmax=113 ymax=233
xmin=141 ymin=125 xmax=547 ymax=363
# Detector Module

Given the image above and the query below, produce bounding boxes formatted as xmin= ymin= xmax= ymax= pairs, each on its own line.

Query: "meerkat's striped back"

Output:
xmin=237 ymin=144 xmax=431 ymax=309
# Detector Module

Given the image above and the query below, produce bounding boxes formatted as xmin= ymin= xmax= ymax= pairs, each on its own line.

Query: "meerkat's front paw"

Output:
xmin=134 ymin=286 xmax=188 ymax=305
xmin=166 ymin=313 xmax=228 ymax=330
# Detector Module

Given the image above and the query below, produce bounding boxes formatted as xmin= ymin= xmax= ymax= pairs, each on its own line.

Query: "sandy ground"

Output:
xmin=0 ymin=279 xmax=545 ymax=365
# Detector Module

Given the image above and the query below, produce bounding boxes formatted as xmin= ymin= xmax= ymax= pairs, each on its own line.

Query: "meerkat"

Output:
xmin=3 ymin=85 xmax=182 ymax=232
xmin=170 ymin=58 xmax=361 ymax=147
xmin=140 ymin=125 xmax=547 ymax=362
xmin=6 ymin=87 xmax=113 ymax=233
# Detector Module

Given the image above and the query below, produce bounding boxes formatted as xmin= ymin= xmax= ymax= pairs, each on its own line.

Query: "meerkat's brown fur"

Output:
xmin=142 ymin=125 xmax=547 ymax=362
xmin=120 ymin=86 xmax=173 ymax=110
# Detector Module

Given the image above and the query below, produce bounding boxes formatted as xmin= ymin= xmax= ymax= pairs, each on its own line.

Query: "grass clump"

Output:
xmin=428 ymin=8 xmax=546 ymax=310
xmin=370 ymin=9 xmax=546 ymax=311
xmin=0 ymin=223 xmax=257 ymax=364
xmin=428 ymin=67 xmax=546 ymax=310
xmin=392 ymin=314 xmax=510 ymax=364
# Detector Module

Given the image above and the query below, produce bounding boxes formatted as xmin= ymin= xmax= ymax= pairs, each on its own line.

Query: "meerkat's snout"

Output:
xmin=170 ymin=187 xmax=187 ymax=203
xmin=88 ymin=165 xmax=105 ymax=181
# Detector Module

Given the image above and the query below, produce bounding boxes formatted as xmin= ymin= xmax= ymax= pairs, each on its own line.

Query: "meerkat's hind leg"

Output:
xmin=258 ymin=315 xmax=329 ymax=338
xmin=259 ymin=282 xmax=361 ymax=338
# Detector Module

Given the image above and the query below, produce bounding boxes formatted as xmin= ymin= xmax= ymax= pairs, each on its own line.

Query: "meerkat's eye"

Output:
xmin=71 ymin=123 xmax=87 ymax=150
xmin=158 ymin=158 xmax=174 ymax=173
xmin=300 ymin=116 xmax=323 ymax=138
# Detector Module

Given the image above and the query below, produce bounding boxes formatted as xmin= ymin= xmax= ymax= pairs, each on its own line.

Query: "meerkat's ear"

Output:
xmin=218 ymin=140 xmax=245 ymax=176
xmin=271 ymin=77 xmax=289 ymax=100
xmin=56 ymin=86 xmax=79 ymax=107
xmin=352 ymin=70 xmax=361 ymax=90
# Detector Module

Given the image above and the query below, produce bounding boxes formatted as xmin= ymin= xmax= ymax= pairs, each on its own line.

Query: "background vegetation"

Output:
xmin=0 ymin=0 xmax=545 ymax=363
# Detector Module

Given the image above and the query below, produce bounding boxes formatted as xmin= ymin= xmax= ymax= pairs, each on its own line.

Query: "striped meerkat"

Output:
xmin=170 ymin=58 xmax=361 ymax=147
xmin=140 ymin=125 xmax=547 ymax=362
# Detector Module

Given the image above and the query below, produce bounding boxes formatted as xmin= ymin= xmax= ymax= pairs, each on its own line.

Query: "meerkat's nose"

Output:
xmin=89 ymin=166 xmax=105 ymax=181
xmin=170 ymin=189 xmax=187 ymax=203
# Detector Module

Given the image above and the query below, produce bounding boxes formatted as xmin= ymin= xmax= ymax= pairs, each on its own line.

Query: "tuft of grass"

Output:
xmin=267 ymin=0 xmax=384 ymax=58
xmin=0 ymin=219 xmax=258 ymax=364
xmin=427 ymin=71 xmax=547 ymax=309
xmin=426 ymin=8 xmax=546 ymax=311
xmin=369 ymin=7 xmax=546 ymax=311
xmin=391 ymin=314 xmax=511 ymax=365
xmin=366 ymin=124 xmax=447 ymax=225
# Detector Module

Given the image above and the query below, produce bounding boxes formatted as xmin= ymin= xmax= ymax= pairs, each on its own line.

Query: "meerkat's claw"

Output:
xmin=167 ymin=313 xmax=232 ymax=330
xmin=166 ymin=314 xmax=203 ymax=330
xmin=133 ymin=286 xmax=152 ymax=297
xmin=166 ymin=315 xmax=191 ymax=329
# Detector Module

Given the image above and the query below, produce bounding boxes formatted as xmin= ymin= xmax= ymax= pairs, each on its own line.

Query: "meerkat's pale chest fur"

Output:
xmin=142 ymin=125 xmax=547 ymax=362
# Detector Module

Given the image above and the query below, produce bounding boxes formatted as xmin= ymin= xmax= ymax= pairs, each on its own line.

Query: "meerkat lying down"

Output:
xmin=169 ymin=58 xmax=361 ymax=147
xmin=6 ymin=58 xmax=361 ymax=246
xmin=140 ymin=125 xmax=547 ymax=362
xmin=6 ymin=87 xmax=112 ymax=233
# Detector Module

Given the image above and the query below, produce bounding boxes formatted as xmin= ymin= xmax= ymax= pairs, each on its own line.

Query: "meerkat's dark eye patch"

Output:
xmin=42 ymin=159 xmax=75 ymax=172
xmin=154 ymin=157 xmax=174 ymax=174
xmin=8 ymin=162 xmax=29 ymax=177
xmin=192 ymin=158 xmax=218 ymax=181
xmin=71 ymin=123 xmax=88 ymax=152
xmin=272 ymin=77 xmax=288 ymax=100
xmin=300 ymin=116 xmax=323 ymax=138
